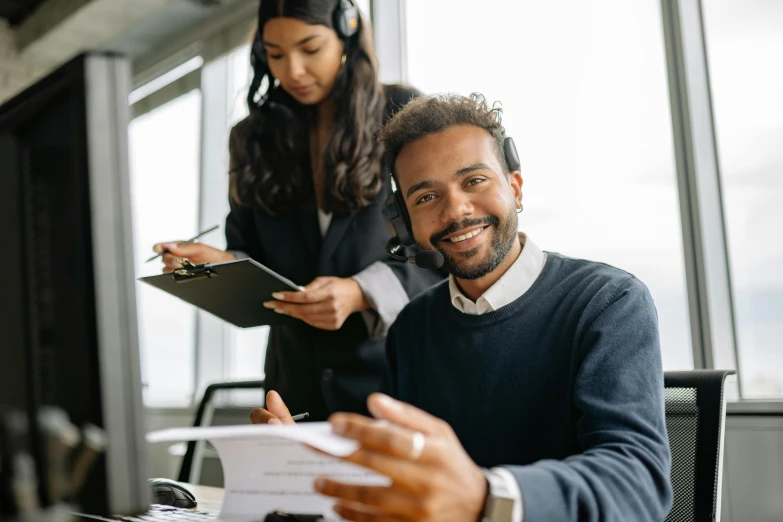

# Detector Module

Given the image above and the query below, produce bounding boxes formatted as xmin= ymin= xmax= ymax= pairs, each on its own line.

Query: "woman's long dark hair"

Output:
xmin=231 ymin=0 xmax=385 ymax=217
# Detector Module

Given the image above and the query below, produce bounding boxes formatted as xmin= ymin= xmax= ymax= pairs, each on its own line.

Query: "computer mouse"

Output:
xmin=148 ymin=478 xmax=198 ymax=509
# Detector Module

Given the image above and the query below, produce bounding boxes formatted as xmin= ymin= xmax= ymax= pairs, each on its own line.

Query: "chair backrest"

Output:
xmin=177 ymin=380 xmax=265 ymax=484
xmin=663 ymin=370 xmax=735 ymax=522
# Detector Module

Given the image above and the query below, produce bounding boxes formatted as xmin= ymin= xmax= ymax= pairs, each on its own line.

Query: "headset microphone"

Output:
xmin=385 ymin=239 xmax=445 ymax=269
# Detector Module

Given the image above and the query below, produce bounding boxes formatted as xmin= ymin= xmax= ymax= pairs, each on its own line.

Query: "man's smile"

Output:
xmin=440 ymin=225 xmax=491 ymax=251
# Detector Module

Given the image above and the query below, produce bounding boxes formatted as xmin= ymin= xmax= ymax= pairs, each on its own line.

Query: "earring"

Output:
xmin=516 ymin=202 xmax=523 ymax=214
xmin=341 ymin=54 xmax=347 ymax=66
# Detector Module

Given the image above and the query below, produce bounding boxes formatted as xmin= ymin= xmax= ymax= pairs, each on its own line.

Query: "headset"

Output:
xmin=382 ymin=136 xmax=522 ymax=269
xmin=252 ymin=0 xmax=360 ymax=63
xmin=333 ymin=0 xmax=360 ymax=39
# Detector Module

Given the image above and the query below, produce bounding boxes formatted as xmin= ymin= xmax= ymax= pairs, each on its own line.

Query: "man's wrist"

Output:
xmin=476 ymin=474 xmax=490 ymax=522
xmin=479 ymin=469 xmax=516 ymax=522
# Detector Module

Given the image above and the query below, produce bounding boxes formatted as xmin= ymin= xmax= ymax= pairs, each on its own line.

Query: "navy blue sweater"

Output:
xmin=384 ymin=253 xmax=673 ymax=522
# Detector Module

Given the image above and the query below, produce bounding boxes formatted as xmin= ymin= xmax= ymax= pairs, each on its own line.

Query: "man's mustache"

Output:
xmin=430 ymin=216 xmax=499 ymax=245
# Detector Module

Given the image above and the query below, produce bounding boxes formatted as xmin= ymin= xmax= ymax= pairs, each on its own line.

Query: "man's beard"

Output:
xmin=424 ymin=205 xmax=519 ymax=280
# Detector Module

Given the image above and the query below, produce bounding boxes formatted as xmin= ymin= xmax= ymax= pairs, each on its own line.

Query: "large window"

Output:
xmin=129 ymin=89 xmax=203 ymax=406
xmin=126 ymin=0 xmax=782 ymax=407
xmin=128 ymin=40 xmax=266 ymax=408
xmin=703 ymin=0 xmax=783 ymax=399
xmin=405 ymin=0 xmax=692 ymax=369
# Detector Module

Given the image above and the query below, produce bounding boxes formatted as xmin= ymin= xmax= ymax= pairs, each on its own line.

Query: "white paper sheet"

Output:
xmin=147 ymin=423 xmax=390 ymax=521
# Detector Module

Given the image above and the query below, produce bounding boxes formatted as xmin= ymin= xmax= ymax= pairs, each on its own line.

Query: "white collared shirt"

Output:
xmin=449 ymin=232 xmax=546 ymax=315
xmin=447 ymin=232 xmax=546 ymax=522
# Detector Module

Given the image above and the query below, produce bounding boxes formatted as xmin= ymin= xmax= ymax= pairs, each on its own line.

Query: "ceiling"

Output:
xmin=0 ymin=0 xmax=48 ymax=25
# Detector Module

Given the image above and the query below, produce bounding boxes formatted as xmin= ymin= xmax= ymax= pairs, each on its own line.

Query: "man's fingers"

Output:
xmin=341 ymin=448 xmax=430 ymax=492
xmin=366 ymin=394 xmax=447 ymax=436
xmin=329 ymin=414 xmax=430 ymax=462
xmin=332 ymin=502 xmax=406 ymax=522
xmin=314 ymin=480 xmax=419 ymax=519
xmin=249 ymin=408 xmax=279 ymax=425
xmin=266 ymin=390 xmax=295 ymax=424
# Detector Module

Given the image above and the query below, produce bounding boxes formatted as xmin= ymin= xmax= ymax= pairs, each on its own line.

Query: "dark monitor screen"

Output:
xmin=0 ymin=52 xmax=149 ymax=517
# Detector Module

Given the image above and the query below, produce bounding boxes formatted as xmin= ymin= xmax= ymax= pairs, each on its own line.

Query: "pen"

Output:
xmin=291 ymin=413 xmax=309 ymax=422
xmin=145 ymin=224 xmax=220 ymax=263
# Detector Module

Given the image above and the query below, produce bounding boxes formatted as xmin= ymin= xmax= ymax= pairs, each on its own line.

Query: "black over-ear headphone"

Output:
xmin=333 ymin=0 xmax=360 ymax=39
xmin=382 ymin=136 xmax=522 ymax=269
xmin=252 ymin=0 xmax=360 ymax=62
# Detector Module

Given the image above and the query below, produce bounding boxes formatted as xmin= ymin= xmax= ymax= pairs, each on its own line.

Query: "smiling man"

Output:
xmin=251 ymin=93 xmax=673 ymax=522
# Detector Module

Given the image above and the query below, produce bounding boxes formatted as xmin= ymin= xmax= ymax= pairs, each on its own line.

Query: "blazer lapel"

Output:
xmin=318 ymin=212 xmax=355 ymax=273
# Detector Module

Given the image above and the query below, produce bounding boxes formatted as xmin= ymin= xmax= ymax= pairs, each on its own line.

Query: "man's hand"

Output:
xmin=249 ymin=391 xmax=296 ymax=425
xmin=263 ymin=276 xmax=370 ymax=331
xmin=314 ymin=394 xmax=488 ymax=522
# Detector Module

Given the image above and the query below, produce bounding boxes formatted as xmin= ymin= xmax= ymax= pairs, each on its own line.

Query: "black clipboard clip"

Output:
xmin=172 ymin=258 xmax=219 ymax=283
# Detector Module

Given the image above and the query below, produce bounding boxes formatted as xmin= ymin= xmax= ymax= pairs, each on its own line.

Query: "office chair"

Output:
xmin=177 ymin=379 xmax=266 ymax=484
xmin=663 ymin=370 xmax=736 ymax=522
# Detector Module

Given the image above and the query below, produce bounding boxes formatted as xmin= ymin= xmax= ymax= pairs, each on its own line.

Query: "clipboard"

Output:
xmin=139 ymin=258 xmax=302 ymax=328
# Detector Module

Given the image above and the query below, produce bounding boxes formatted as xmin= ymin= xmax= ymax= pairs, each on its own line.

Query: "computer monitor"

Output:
xmin=0 ymin=52 xmax=149 ymax=516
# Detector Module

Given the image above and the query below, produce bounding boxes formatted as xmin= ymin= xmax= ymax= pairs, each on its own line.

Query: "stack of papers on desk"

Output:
xmin=147 ymin=423 xmax=388 ymax=521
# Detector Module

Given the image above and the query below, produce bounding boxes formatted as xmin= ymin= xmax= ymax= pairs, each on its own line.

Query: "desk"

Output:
xmin=183 ymin=483 xmax=224 ymax=515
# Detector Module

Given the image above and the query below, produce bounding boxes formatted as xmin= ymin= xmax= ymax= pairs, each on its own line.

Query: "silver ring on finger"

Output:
xmin=407 ymin=431 xmax=425 ymax=462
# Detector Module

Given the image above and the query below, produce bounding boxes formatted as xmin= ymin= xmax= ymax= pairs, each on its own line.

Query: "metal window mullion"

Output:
xmin=130 ymin=68 xmax=202 ymax=120
xmin=132 ymin=43 xmax=203 ymax=91
xmin=660 ymin=0 xmax=741 ymax=390
xmin=193 ymin=57 xmax=231 ymax=401
xmin=372 ymin=0 xmax=407 ymax=84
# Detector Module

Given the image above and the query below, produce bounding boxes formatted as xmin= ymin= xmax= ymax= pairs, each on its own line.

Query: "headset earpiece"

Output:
xmin=504 ymin=136 xmax=521 ymax=172
xmin=251 ymin=31 xmax=267 ymax=65
xmin=334 ymin=0 xmax=360 ymax=39
xmin=382 ymin=189 xmax=414 ymax=247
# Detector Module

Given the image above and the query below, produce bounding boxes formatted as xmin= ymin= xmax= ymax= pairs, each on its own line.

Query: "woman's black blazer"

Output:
xmin=224 ymin=85 xmax=444 ymax=420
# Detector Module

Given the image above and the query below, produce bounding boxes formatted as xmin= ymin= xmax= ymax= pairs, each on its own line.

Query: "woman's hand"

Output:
xmin=263 ymin=276 xmax=371 ymax=331
xmin=153 ymin=242 xmax=236 ymax=272
xmin=249 ymin=391 xmax=296 ymax=425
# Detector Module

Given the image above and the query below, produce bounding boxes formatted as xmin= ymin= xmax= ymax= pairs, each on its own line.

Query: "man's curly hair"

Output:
xmin=378 ymin=93 xmax=508 ymax=182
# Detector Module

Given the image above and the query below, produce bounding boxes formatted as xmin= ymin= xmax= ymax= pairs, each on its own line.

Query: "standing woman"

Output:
xmin=155 ymin=0 xmax=442 ymax=420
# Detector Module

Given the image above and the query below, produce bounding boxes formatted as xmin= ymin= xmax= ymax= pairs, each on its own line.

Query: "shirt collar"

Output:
xmin=449 ymin=233 xmax=546 ymax=315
